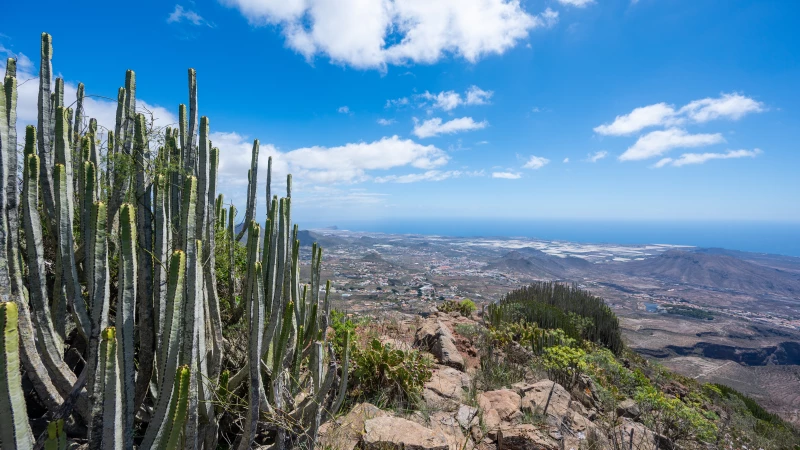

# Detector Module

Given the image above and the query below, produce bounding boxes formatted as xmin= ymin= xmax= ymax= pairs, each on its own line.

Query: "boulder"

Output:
xmin=423 ymin=388 xmax=460 ymax=412
xmin=319 ymin=403 xmax=387 ymax=450
xmin=415 ymin=320 xmax=466 ymax=370
xmin=478 ymin=390 xmax=521 ymax=430
xmin=428 ymin=411 xmax=474 ymax=450
xmin=519 ymin=381 xmax=571 ymax=426
xmin=425 ymin=366 xmax=471 ymax=401
xmin=616 ymin=398 xmax=641 ymax=419
xmin=362 ymin=416 xmax=450 ymax=450
xmin=496 ymin=424 xmax=558 ymax=450
xmin=613 ymin=419 xmax=661 ymax=450
xmin=574 ymin=374 xmax=600 ymax=409
xmin=456 ymin=405 xmax=479 ymax=429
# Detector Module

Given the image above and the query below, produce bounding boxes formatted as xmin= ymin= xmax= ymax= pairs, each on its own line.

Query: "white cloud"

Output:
xmin=679 ymin=93 xmax=765 ymax=123
xmin=594 ymin=93 xmax=764 ymax=136
xmin=377 ymin=118 xmax=395 ymax=125
xmin=557 ymin=0 xmax=595 ymax=7
xmin=168 ymin=5 xmax=212 ymax=26
xmin=411 ymin=85 xmax=494 ymax=111
xmin=374 ymin=169 xmax=483 ymax=183
xmin=222 ymin=0 xmax=558 ymax=69
xmin=412 ymin=116 xmax=488 ymax=138
xmin=594 ymin=103 xmax=678 ymax=136
xmin=563 ymin=157 xmax=569 ymax=163
xmin=214 ymin=133 xmax=449 ymax=185
xmin=385 ymin=97 xmax=410 ymax=108
xmin=586 ymin=151 xmax=608 ymax=162
xmin=654 ymin=149 xmax=761 ymax=168
xmin=522 ymin=155 xmax=550 ymax=169
xmin=619 ymin=128 xmax=724 ymax=161
xmin=492 ymin=171 xmax=521 ymax=179
xmin=338 ymin=105 xmax=351 ymax=114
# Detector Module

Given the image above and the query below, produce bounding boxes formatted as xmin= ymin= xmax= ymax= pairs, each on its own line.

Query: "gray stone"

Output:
xmin=519 ymin=380 xmax=571 ymax=426
xmin=362 ymin=416 xmax=450 ymax=450
xmin=425 ymin=365 xmax=471 ymax=401
xmin=616 ymin=398 xmax=641 ymax=419
xmin=319 ymin=403 xmax=387 ymax=450
xmin=414 ymin=320 xmax=465 ymax=371
xmin=456 ymin=405 xmax=479 ymax=429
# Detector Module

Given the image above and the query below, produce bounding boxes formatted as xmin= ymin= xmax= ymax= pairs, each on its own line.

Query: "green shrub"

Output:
xmin=541 ymin=345 xmax=587 ymax=389
xmin=438 ymin=299 xmax=477 ymax=317
xmin=352 ymin=339 xmax=433 ymax=408
xmin=635 ymin=385 xmax=717 ymax=444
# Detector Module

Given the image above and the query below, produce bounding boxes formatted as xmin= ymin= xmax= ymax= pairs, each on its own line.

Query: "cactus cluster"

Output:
xmin=0 ymin=33 xmax=347 ymax=449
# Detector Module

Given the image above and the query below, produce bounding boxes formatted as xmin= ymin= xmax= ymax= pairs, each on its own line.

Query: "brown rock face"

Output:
xmin=478 ymin=390 xmax=522 ymax=430
xmin=518 ymin=381 xmax=571 ymax=426
xmin=425 ymin=365 xmax=471 ymax=401
xmin=414 ymin=320 xmax=466 ymax=371
xmin=362 ymin=416 xmax=450 ymax=450
xmin=319 ymin=403 xmax=387 ymax=450
xmin=496 ymin=424 xmax=559 ymax=450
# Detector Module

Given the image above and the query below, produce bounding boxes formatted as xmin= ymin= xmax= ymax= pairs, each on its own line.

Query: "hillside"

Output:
xmin=486 ymin=247 xmax=592 ymax=278
xmin=619 ymin=250 xmax=800 ymax=296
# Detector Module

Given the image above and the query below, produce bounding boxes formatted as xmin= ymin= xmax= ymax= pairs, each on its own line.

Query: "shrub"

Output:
xmin=635 ymin=385 xmax=717 ymax=444
xmin=541 ymin=345 xmax=587 ymax=389
xmin=438 ymin=298 xmax=477 ymax=317
xmin=351 ymin=339 xmax=433 ymax=408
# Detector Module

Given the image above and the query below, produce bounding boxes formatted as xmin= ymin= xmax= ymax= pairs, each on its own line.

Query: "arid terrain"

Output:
xmin=299 ymin=228 xmax=800 ymax=425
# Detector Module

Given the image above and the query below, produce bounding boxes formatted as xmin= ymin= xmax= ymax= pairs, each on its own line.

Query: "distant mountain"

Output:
xmin=361 ymin=250 xmax=386 ymax=263
xmin=486 ymin=247 xmax=591 ymax=278
xmin=622 ymin=250 xmax=800 ymax=296
xmin=297 ymin=230 xmax=344 ymax=248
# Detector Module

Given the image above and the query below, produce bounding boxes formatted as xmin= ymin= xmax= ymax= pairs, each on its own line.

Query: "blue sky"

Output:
xmin=1 ymin=0 xmax=799 ymax=226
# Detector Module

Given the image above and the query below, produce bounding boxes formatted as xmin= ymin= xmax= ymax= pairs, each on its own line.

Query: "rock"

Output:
xmin=380 ymin=336 xmax=413 ymax=352
xmin=319 ymin=403 xmax=387 ymax=450
xmin=362 ymin=416 xmax=450 ymax=450
xmin=423 ymin=388 xmax=460 ymax=412
xmin=415 ymin=320 xmax=466 ymax=371
xmin=478 ymin=390 xmax=521 ymax=430
xmin=519 ymin=381 xmax=571 ymax=426
xmin=456 ymin=405 xmax=479 ymax=429
xmin=568 ymin=400 xmax=588 ymax=416
xmin=613 ymin=419 xmax=661 ymax=450
xmin=616 ymin=398 xmax=641 ymax=419
xmin=574 ymin=374 xmax=600 ymax=409
xmin=425 ymin=366 xmax=471 ymax=401
xmin=429 ymin=411 xmax=474 ymax=450
xmin=496 ymin=424 xmax=558 ymax=450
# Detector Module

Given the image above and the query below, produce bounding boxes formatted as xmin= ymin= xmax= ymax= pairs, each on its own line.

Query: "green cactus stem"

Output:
xmin=37 ymin=33 xmax=56 ymax=229
xmin=90 ymin=327 xmax=123 ymax=450
xmin=235 ymin=139 xmax=259 ymax=241
xmin=118 ymin=203 xmax=137 ymax=448
xmin=0 ymin=301 xmax=34 ymax=450
xmin=44 ymin=419 xmax=67 ymax=450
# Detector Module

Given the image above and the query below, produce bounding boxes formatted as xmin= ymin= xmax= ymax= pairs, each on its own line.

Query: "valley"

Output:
xmin=303 ymin=228 xmax=800 ymax=425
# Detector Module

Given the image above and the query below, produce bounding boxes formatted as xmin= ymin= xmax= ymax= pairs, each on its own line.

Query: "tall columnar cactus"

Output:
xmin=0 ymin=302 xmax=34 ymax=450
xmin=0 ymin=33 xmax=348 ymax=449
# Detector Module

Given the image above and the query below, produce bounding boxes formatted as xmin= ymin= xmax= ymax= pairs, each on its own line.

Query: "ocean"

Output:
xmin=311 ymin=219 xmax=800 ymax=258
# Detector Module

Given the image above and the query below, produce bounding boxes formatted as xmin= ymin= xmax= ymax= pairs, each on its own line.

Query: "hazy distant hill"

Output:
xmin=622 ymin=250 xmax=800 ymax=296
xmin=486 ymin=247 xmax=591 ymax=278
xmin=297 ymin=230 xmax=344 ymax=248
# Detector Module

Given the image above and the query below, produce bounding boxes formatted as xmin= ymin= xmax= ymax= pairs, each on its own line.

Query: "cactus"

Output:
xmin=0 ymin=302 xmax=34 ymax=450
xmin=0 ymin=33 xmax=349 ymax=450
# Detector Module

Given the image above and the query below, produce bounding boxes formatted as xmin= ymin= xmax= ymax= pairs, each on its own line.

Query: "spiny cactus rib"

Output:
xmin=37 ymin=33 xmax=56 ymax=230
xmin=186 ymin=69 xmax=198 ymax=174
xmin=118 ymin=203 xmax=137 ymax=449
xmin=205 ymin=145 xmax=223 ymax=382
xmin=90 ymin=327 xmax=123 ymax=450
xmin=133 ymin=113 xmax=155 ymax=418
xmin=44 ymin=419 xmax=66 ymax=450
xmin=21 ymin=153 xmax=84 ymax=417
xmin=0 ymin=69 xmax=11 ymax=304
xmin=86 ymin=201 xmax=111 ymax=436
xmin=53 ymin=163 xmax=89 ymax=340
xmin=141 ymin=250 xmax=186 ymax=449
xmin=162 ymin=366 xmax=191 ymax=450
xmin=235 ymin=139 xmax=258 ymax=241
xmin=4 ymin=67 xmax=20 ymax=301
xmin=242 ymin=258 xmax=264 ymax=449
xmin=152 ymin=175 xmax=170 ymax=383
xmin=0 ymin=302 xmax=34 ymax=449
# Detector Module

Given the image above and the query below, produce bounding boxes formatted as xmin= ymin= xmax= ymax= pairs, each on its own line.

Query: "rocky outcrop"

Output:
xmin=319 ymin=403 xmax=387 ymax=450
xmin=517 ymin=380 xmax=571 ymax=426
xmin=425 ymin=365 xmax=471 ymax=401
xmin=362 ymin=416 xmax=450 ymax=450
xmin=496 ymin=424 xmax=559 ymax=450
xmin=616 ymin=398 xmax=641 ymax=419
xmin=415 ymin=320 xmax=466 ymax=370
xmin=478 ymin=389 xmax=522 ymax=430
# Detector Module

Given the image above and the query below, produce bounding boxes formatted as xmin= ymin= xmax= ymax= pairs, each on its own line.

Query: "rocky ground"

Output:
xmin=319 ymin=311 xmax=669 ymax=450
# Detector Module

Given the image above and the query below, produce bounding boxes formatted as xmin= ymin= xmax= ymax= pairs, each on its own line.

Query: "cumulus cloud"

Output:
xmin=338 ymin=105 xmax=351 ymax=114
xmin=594 ymin=93 xmax=764 ymax=136
xmin=221 ymin=0 xmax=558 ymax=69
xmin=168 ymin=5 xmax=213 ymax=26
xmin=585 ymin=151 xmax=608 ymax=162
xmin=557 ymin=0 xmax=595 ymax=7
xmin=619 ymin=128 xmax=724 ymax=161
xmin=653 ymin=149 xmax=761 ymax=168
xmin=377 ymin=118 xmax=395 ymax=125
xmin=391 ymin=85 xmax=494 ymax=112
xmin=522 ymin=155 xmax=550 ymax=169
xmin=374 ymin=169 xmax=483 ymax=183
xmin=563 ymin=157 xmax=569 ymax=163
xmin=412 ymin=117 xmax=488 ymax=138
xmin=492 ymin=171 xmax=521 ymax=179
